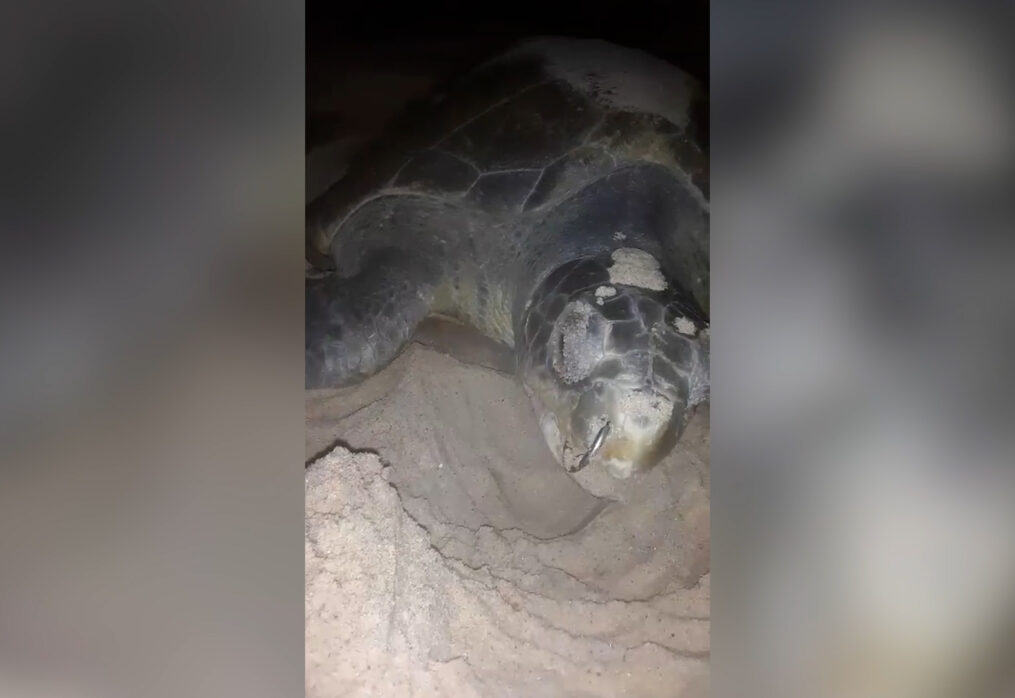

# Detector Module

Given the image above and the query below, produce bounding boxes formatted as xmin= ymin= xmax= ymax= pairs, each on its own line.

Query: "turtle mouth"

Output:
xmin=524 ymin=363 xmax=685 ymax=479
xmin=562 ymin=429 xmax=670 ymax=478
xmin=566 ymin=421 xmax=611 ymax=473
xmin=577 ymin=388 xmax=680 ymax=477
xmin=602 ymin=425 xmax=683 ymax=478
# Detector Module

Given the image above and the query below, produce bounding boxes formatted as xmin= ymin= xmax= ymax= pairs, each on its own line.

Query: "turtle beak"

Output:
xmin=597 ymin=389 xmax=678 ymax=478
xmin=598 ymin=431 xmax=672 ymax=478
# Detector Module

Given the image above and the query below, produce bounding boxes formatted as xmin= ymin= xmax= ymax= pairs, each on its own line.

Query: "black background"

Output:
xmin=307 ymin=0 xmax=707 ymax=80
xmin=307 ymin=0 xmax=709 ymax=148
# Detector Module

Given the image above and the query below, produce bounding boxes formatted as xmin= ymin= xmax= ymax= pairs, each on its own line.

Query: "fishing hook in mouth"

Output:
xmin=568 ymin=421 xmax=611 ymax=473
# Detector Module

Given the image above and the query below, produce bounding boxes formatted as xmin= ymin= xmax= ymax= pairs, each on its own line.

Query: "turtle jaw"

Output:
xmin=578 ymin=384 xmax=680 ymax=479
xmin=529 ymin=371 xmax=683 ymax=477
xmin=524 ymin=369 xmax=687 ymax=478
xmin=596 ymin=427 xmax=677 ymax=479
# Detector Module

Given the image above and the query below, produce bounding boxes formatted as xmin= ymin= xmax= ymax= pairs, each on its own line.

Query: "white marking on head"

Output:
xmin=550 ymin=301 xmax=600 ymax=383
xmin=688 ymin=356 xmax=710 ymax=407
xmin=613 ymin=231 xmax=627 ymax=241
xmin=594 ymin=285 xmax=617 ymax=305
xmin=608 ymin=248 xmax=667 ymax=291
xmin=617 ymin=390 xmax=674 ymax=441
xmin=674 ymin=316 xmax=697 ymax=336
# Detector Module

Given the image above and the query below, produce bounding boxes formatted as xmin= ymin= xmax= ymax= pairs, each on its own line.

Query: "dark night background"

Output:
xmin=307 ymin=0 xmax=709 ymax=152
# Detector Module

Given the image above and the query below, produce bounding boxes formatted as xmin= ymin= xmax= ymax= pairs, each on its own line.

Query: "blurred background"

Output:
xmin=0 ymin=1 xmax=305 ymax=697
xmin=713 ymin=2 xmax=1015 ymax=697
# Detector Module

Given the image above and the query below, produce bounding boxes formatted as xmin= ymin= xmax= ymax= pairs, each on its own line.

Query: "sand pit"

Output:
xmin=305 ymin=332 xmax=710 ymax=697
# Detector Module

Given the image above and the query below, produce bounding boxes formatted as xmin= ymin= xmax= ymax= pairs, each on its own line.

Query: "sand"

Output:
xmin=305 ymin=327 xmax=710 ymax=697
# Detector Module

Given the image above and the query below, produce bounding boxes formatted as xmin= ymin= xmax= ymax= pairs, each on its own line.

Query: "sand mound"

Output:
xmin=306 ymin=344 xmax=709 ymax=697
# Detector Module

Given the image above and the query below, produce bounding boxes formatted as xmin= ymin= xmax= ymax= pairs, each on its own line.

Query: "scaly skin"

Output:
xmin=517 ymin=254 xmax=708 ymax=478
xmin=305 ymin=38 xmax=709 ymax=478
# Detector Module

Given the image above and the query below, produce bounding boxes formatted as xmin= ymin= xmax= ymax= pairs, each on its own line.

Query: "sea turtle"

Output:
xmin=306 ymin=37 xmax=709 ymax=479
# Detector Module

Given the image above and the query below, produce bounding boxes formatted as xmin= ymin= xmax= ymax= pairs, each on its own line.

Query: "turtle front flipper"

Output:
xmin=306 ymin=249 xmax=439 ymax=388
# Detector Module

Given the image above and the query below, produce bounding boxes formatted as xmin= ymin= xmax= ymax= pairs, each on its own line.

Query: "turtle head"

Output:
xmin=518 ymin=256 xmax=709 ymax=479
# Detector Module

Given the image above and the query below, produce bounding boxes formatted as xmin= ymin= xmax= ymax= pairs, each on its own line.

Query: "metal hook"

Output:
xmin=568 ymin=421 xmax=611 ymax=473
